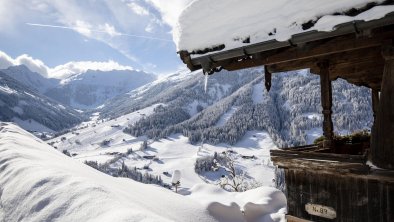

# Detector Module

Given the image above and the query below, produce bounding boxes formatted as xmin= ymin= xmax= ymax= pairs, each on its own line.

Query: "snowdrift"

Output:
xmin=175 ymin=0 xmax=394 ymax=52
xmin=189 ymin=184 xmax=287 ymax=222
xmin=0 ymin=123 xmax=217 ymax=222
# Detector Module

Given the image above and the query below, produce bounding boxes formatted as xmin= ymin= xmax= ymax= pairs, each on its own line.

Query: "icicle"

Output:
xmin=204 ymin=74 xmax=209 ymax=93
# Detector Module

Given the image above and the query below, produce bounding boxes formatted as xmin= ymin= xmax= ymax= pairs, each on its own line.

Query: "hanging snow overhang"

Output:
xmin=178 ymin=12 xmax=394 ymax=89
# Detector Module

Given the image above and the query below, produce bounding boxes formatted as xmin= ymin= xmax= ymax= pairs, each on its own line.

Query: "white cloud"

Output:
xmin=49 ymin=60 xmax=134 ymax=79
xmin=73 ymin=20 xmax=93 ymax=37
xmin=145 ymin=23 xmax=154 ymax=33
xmin=128 ymin=2 xmax=150 ymax=16
xmin=0 ymin=0 xmax=175 ymax=73
xmin=99 ymin=23 xmax=121 ymax=37
xmin=15 ymin=54 xmax=49 ymax=77
xmin=0 ymin=51 xmax=15 ymax=69
xmin=0 ymin=51 xmax=49 ymax=77
xmin=0 ymin=50 xmax=134 ymax=79
xmin=145 ymin=0 xmax=193 ymax=29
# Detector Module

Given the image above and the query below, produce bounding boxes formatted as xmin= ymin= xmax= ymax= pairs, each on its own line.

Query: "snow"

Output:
xmin=11 ymin=106 xmax=23 ymax=115
xmin=305 ymin=128 xmax=323 ymax=144
xmin=0 ymin=85 xmax=17 ymax=94
xmin=0 ymin=122 xmax=217 ymax=222
xmin=42 ymin=98 xmax=289 ymax=221
xmin=0 ymin=122 xmax=286 ymax=222
xmin=215 ymin=106 xmax=239 ymax=127
xmin=187 ymin=100 xmax=202 ymax=116
xmin=52 ymin=118 xmax=278 ymax=189
xmin=252 ymin=83 xmax=265 ymax=105
xmin=12 ymin=117 xmax=54 ymax=133
xmin=189 ymin=184 xmax=286 ymax=222
xmin=175 ymin=0 xmax=394 ymax=53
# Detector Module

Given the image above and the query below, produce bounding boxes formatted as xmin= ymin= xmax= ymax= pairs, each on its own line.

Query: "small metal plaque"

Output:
xmin=305 ymin=203 xmax=336 ymax=219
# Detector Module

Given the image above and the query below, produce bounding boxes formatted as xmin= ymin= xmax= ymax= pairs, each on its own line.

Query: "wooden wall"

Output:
xmin=284 ymin=169 xmax=394 ymax=222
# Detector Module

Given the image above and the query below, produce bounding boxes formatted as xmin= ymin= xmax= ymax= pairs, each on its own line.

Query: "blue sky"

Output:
xmin=0 ymin=0 xmax=193 ymax=76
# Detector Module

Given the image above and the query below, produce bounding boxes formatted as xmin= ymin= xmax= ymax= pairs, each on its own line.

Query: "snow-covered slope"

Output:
xmin=45 ymin=69 xmax=156 ymax=109
xmin=0 ymin=71 xmax=83 ymax=133
xmin=0 ymin=122 xmax=218 ymax=222
xmin=175 ymin=0 xmax=394 ymax=52
xmin=1 ymin=65 xmax=59 ymax=93
xmin=1 ymin=122 xmax=287 ymax=221
xmin=105 ymin=68 xmax=372 ymax=148
xmin=99 ymin=68 xmax=262 ymax=120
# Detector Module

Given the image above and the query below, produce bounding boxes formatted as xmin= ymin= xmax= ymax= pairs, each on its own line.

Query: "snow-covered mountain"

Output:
xmin=45 ymin=69 xmax=156 ymax=109
xmin=0 ymin=70 xmax=83 ymax=133
xmin=1 ymin=65 xmax=157 ymax=110
xmin=100 ymin=68 xmax=373 ymax=148
xmin=1 ymin=65 xmax=59 ymax=93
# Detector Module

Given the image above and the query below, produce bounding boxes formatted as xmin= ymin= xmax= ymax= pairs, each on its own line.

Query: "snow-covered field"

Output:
xmin=0 ymin=121 xmax=287 ymax=221
xmin=0 ymin=122 xmax=216 ymax=222
xmin=49 ymin=104 xmax=279 ymax=191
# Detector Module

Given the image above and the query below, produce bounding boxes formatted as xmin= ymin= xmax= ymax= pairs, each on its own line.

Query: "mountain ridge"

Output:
xmin=1 ymin=65 xmax=157 ymax=109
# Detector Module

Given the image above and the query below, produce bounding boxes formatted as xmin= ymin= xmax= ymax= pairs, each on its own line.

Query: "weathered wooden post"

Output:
xmin=265 ymin=67 xmax=272 ymax=92
xmin=370 ymin=88 xmax=380 ymax=162
xmin=318 ymin=61 xmax=334 ymax=148
xmin=371 ymin=89 xmax=380 ymax=122
xmin=371 ymin=44 xmax=394 ymax=169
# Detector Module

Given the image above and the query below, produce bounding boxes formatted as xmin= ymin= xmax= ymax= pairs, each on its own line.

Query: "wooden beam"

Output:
xmin=372 ymin=89 xmax=380 ymax=122
xmin=371 ymin=43 xmax=394 ymax=170
xmin=264 ymin=68 xmax=272 ymax=92
xmin=330 ymin=62 xmax=384 ymax=88
xmin=222 ymin=30 xmax=394 ymax=72
xmin=264 ymin=34 xmax=383 ymax=65
xmin=226 ymin=46 xmax=384 ymax=83
xmin=319 ymin=61 xmax=334 ymax=147
xmin=271 ymin=156 xmax=370 ymax=174
xmin=370 ymin=88 xmax=380 ymax=162
xmin=286 ymin=215 xmax=312 ymax=222
xmin=270 ymin=149 xmax=367 ymax=163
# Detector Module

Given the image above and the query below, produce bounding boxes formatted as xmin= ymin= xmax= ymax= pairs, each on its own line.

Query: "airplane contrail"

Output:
xmin=26 ymin=23 xmax=173 ymax=42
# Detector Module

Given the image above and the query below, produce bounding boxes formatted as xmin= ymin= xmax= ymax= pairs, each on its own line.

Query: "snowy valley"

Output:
xmin=0 ymin=65 xmax=374 ymax=222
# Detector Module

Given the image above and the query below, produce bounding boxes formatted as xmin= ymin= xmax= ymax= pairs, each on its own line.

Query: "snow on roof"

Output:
xmin=175 ymin=0 xmax=394 ymax=54
xmin=0 ymin=123 xmax=217 ymax=222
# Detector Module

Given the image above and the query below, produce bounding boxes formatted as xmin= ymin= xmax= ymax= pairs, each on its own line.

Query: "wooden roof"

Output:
xmin=179 ymin=13 xmax=394 ymax=90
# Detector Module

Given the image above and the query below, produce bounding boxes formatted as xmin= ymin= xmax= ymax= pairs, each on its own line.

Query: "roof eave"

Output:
xmin=178 ymin=12 xmax=394 ymax=74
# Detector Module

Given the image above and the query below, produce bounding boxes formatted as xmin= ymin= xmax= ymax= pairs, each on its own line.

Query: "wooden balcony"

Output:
xmin=270 ymin=142 xmax=394 ymax=221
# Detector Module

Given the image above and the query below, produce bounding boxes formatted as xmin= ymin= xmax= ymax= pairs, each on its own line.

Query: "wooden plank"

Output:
xmin=371 ymin=43 xmax=394 ymax=170
xmin=270 ymin=150 xmax=367 ymax=162
xmin=271 ymin=157 xmax=370 ymax=174
xmin=270 ymin=154 xmax=366 ymax=164
xmin=282 ymin=168 xmax=394 ymax=221
xmin=222 ymin=30 xmax=394 ymax=71
xmin=286 ymin=215 xmax=312 ymax=222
